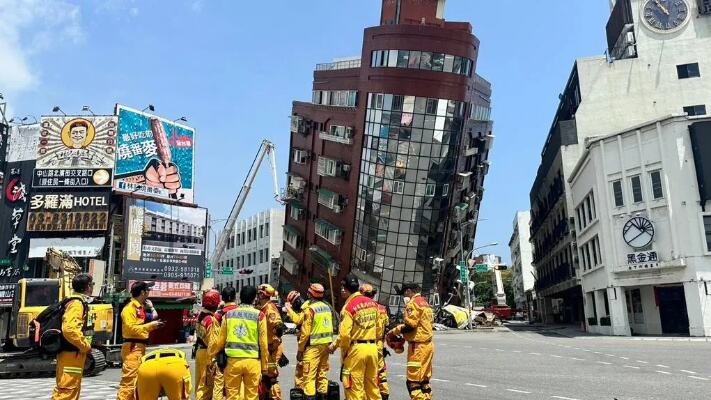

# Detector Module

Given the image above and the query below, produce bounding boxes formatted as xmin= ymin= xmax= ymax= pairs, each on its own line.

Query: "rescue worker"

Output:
xmin=211 ymin=285 xmax=268 ymax=400
xmin=257 ymin=284 xmax=286 ymax=400
xmin=117 ymin=281 xmax=164 ymax=400
xmin=285 ymin=290 xmax=310 ymax=390
xmin=51 ymin=273 xmax=94 ymax=400
xmin=196 ymin=289 xmax=221 ymax=400
xmin=210 ymin=286 xmax=239 ymax=400
xmin=293 ymin=284 xmax=333 ymax=400
xmin=328 ymin=275 xmax=381 ymax=400
xmin=360 ymin=284 xmax=390 ymax=400
xmin=387 ymin=283 xmax=434 ymax=400
xmin=135 ymin=348 xmax=192 ymax=400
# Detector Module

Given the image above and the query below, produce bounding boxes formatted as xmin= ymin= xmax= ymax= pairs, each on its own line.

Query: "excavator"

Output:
xmin=0 ymin=248 xmax=117 ymax=377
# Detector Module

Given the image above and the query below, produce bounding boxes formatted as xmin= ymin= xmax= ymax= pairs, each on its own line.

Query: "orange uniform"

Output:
xmin=51 ymin=295 xmax=92 ymax=400
xmin=375 ymin=303 xmax=390 ymax=398
xmin=260 ymin=302 xmax=284 ymax=400
xmin=117 ymin=299 xmax=159 ymax=400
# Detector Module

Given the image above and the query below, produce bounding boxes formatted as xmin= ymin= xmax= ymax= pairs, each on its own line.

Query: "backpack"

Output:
xmin=29 ymin=297 xmax=88 ymax=355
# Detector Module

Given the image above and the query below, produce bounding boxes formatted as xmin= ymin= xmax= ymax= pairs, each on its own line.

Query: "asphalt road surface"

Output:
xmin=1 ymin=327 xmax=709 ymax=399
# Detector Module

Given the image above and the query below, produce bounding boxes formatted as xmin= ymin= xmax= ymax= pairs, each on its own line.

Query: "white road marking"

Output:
xmin=431 ymin=378 xmax=450 ymax=382
xmin=596 ymin=361 xmax=612 ymax=365
xmin=529 ymin=352 xmax=541 ymax=356
xmin=495 ymin=348 xmax=505 ymax=352
xmin=605 ymin=354 xmax=616 ymax=357
xmin=619 ymin=357 xmax=629 ymax=360
xmin=465 ymin=383 xmax=487 ymax=388
xmin=513 ymin=350 xmax=522 ymax=353
xmin=480 ymin=347 xmax=489 ymax=350
xmin=506 ymin=389 xmax=532 ymax=394
xmin=464 ymin=346 xmax=472 ymax=348
xmin=656 ymin=364 xmax=670 ymax=368
xmin=623 ymin=365 xmax=640 ymax=369
xmin=680 ymin=370 xmax=697 ymax=374
xmin=571 ymin=358 xmax=585 ymax=361
xmin=551 ymin=396 xmax=580 ymax=400
xmin=688 ymin=376 xmax=709 ymax=381
xmin=551 ymin=355 xmax=563 ymax=358
xmin=636 ymin=360 xmax=648 ymax=364
xmin=656 ymin=370 xmax=672 ymax=375
xmin=593 ymin=351 xmax=602 ymax=354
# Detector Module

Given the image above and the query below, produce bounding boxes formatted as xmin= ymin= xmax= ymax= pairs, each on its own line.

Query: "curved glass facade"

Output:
xmin=352 ymin=92 xmax=467 ymax=297
xmin=371 ymin=50 xmax=474 ymax=77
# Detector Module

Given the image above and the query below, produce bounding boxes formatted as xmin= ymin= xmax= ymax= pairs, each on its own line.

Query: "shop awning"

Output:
xmin=29 ymin=237 xmax=105 ymax=259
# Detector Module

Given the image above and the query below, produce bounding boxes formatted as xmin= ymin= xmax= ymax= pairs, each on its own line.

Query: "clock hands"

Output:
xmin=655 ymin=0 xmax=670 ymax=16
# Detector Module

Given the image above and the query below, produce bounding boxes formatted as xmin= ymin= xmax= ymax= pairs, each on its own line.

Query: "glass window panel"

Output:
xmin=435 ymin=116 xmax=446 ymax=131
xmin=630 ymin=175 xmax=643 ymax=203
xmin=387 ymin=50 xmax=398 ymax=67
xmin=426 ymin=99 xmax=438 ymax=114
xmin=397 ymin=50 xmax=410 ymax=67
xmin=392 ymin=95 xmax=404 ymax=111
xmin=411 ymin=128 xmax=423 ymax=141
xmin=422 ymin=129 xmax=434 ymax=144
xmin=431 ymin=53 xmax=444 ymax=71
xmin=371 ymin=51 xmax=379 ymax=67
xmin=650 ymin=171 xmax=663 ymax=199
xmin=408 ymin=51 xmax=421 ymax=68
xmin=397 ymin=246 xmax=408 ymax=258
xmin=383 ymin=94 xmax=393 ymax=110
xmin=612 ymin=180 xmax=624 ymax=207
xmin=420 ymin=52 xmax=433 ymax=70
xmin=385 ymin=244 xmax=396 ymax=256
xmin=453 ymin=56 xmax=462 ymax=74
xmin=403 ymin=96 xmax=415 ymax=113
xmin=412 ymin=114 xmax=425 ymax=129
xmin=443 ymin=54 xmax=454 ymax=73
xmin=424 ymin=115 xmax=436 ymax=130
xmin=414 ymin=97 xmax=427 ymax=114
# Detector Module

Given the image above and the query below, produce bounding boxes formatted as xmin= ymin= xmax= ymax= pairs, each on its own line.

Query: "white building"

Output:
xmin=529 ymin=0 xmax=711 ymax=327
xmin=509 ymin=211 xmax=535 ymax=311
xmin=215 ymin=208 xmax=284 ymax=291
xmin=570 ymin=115 xmax=711 ymax=336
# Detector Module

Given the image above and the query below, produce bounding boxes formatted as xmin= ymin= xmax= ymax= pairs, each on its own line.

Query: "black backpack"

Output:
xmin=29 ymin=297 xmax=88 ymax=355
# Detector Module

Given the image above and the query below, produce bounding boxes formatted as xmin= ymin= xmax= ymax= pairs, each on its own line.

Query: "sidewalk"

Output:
xmin=506 ymin=321 xmax=711 ymax=341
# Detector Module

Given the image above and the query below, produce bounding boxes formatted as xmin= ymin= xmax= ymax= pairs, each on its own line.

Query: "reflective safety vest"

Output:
xmin=309 ymin=301 xmax=333 ymax=345
xmin=225 ymin=305 xmax=260 ymax=359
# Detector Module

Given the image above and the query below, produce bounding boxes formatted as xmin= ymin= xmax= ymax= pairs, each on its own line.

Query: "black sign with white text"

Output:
xmin=27 ymin=192 xmax=110 ymax=232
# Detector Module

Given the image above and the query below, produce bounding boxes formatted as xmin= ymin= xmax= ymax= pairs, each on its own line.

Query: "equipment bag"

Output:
xmin=29 ymin=297 xmax=88 ymax=355
xmin=289 ymin=388 xmax=304 ymax=400
xmin=327 ymin=380 xmax=340 ymax=400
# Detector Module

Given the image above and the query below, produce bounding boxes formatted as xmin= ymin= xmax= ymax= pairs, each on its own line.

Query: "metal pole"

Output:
xmin=459 ymin=222 xmax=473 ymax=329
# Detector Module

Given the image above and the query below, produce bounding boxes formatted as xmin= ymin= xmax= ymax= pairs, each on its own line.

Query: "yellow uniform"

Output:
xmin=51 ymin=295 xmax=92 ymax=400
xmin=195 ymin=311 xmax=218 ymax=400
xmin=297 ymin=301 xmax=333 ymax=397
xmin=210 ymin=302 xmax=238 ymax=400
xmin=334 ymin=292 xmax=380 ymax=400
xmin=136 ymin=349 xmax=192 ymax=400
xmin=260 ymin=302 xmax=284 ymax=400
xmin=375 ymin=303 xmax=390 ymax=398
xmin=117 ymin=298 xmax=157 ymax=400
xmin=390 ymin=294 xmax=434 ymax=400
xmin=286 ymin=300 xmax=310 ymax=389
xmin=211 ymin=304 xmax=268 ymax=400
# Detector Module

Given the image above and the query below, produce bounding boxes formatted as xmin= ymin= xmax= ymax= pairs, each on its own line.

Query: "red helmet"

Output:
xmin=286 ymin=290 xmax=301 ymax=304
xmin=386 ymin=333 xmax=405 ymax=354
xmin=308 ymin=283 xmax=325 ymax=299
xmin=202 ymin=290 xmax=221 ymax=309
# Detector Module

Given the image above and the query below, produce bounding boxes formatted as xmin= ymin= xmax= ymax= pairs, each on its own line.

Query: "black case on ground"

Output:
xmin=327 ymin=380 xmax=340 ymax=400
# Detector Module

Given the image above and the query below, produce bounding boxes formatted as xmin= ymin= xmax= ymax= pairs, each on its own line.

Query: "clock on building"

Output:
xmin=623 ymin=216 xmax=655 ymax=249
xmin=642 ymin=0 xmax=691 ymax=33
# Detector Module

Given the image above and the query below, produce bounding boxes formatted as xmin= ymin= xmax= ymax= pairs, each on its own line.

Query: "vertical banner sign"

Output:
xmin=114 ymin=105 xmax=195 ymax=203
xmin=123 ymin=198 xmax=207 ymax=281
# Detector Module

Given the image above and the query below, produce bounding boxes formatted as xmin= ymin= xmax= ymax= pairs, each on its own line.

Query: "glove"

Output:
xmin=275 ymin=323 xmax=285 ymax=337
xmin=278 ymin=353 xmax=289 ymax=367
xmin=383 ymin=348 xmax=391 ymax=358
xmin=296 ymin=351 xmax=303 ymax=362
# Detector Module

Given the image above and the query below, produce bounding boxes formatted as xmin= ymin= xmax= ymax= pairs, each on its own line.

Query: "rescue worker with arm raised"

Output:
xmin=284 ymin=290 xmax=310 ymax=391
xmin=328 ymin=275 xmax=381 ymax=400
xmin=387 ymin=283 xmax=434 ymax=400
xmin=360 ymin=284 xmax=390 ymax=400
xmin=51 ymin=273 xmax=94 ymax=400
xmin=117 ymin=281 xmax=164 ymax=400
xmin=195 ymin=289 xmax=221 ymax=400
xmin=211 ymin=285 xmax=268 ymax=400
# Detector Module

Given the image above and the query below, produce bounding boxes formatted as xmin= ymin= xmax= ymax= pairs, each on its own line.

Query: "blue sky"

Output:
xmin=2 ymin=0 xmax=610 ymax=262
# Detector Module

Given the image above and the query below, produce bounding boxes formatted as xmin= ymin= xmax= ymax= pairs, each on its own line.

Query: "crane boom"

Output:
xmin=210 ymin=140 xmax=282 ymax=267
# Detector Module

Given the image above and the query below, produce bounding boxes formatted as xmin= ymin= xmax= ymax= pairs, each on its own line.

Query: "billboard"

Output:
xmin=115 ymin=105 xmax=195 ymax=203
xmin=32 ymin=168 xmax=113 ymax=189
xmin=128 ymin=280 xmax=195 ymax=299
xmin=123 ymin=198 xmax=206 ymax=282
xmin=27 ymin=192 xmax=110 ymax=232
xmin=37 ymin=116 xmax=117 ymax=169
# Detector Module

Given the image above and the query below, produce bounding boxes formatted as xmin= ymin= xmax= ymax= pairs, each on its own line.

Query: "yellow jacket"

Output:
xmin=334 ymin=293 xmax=378 ymax=355
xmin=62 ymin=295 xmax=91 ymax=353
xmin=212 ymin=305 xmax=269 ymax=372
xmin=376 ymin=303 xmax=389 ymax=350
xmin=286 ymin=299 xmax=311 ymax=326
xmin=391 ymin=293 xmax=433 ymax=343
xmin=121 ymin=298 xmax=155 ymax=340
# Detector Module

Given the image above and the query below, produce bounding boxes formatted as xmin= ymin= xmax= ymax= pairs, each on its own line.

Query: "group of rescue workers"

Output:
xmin=50 ymin=273 xmax=434 ymax=400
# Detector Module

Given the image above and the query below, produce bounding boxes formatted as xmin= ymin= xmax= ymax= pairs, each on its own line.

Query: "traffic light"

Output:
xmin=494 ymin=264 xmax=508 ymax=271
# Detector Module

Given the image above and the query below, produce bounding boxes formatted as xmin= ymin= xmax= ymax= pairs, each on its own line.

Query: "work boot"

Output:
xmin=381 ymin=394 xmax=389 ymax=400
xmin=315 ymin=393 xmax=326 ymax=400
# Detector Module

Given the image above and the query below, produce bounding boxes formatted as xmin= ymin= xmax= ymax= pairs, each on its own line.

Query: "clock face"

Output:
xmin=642 ymin=0 xmax=690 ymax=33
xmin=623 ymin=217 xmax=655 ymax=249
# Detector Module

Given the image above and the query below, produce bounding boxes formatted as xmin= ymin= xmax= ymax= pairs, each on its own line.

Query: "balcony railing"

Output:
xmin=315 ymin=59 xmax=361 ymax=71
xmin=320 ymin=131 xmax=353 ymax=145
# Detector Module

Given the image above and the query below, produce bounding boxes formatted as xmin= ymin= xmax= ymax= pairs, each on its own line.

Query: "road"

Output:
xmin=1 ymin=327 xmax=709 ymax=399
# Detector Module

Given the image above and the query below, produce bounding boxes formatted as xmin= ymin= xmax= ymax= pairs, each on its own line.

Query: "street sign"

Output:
xmin=459 ymin=261 xmax=468 ymax=282
xmin=474 ymin=263 xmax=489 ymax=273
xmin=222 ymin=266 xmax=233 ymax=276
xmin=205 ymin=262 xmax=212 ymax=278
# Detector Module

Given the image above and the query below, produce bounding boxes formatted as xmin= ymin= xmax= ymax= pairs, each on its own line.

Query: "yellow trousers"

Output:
xmin=341 ymin=343 xmax=379 ymax=400
xmin=136 ymin=352 xmax=192 ymax=399
xmin=302 ymin=344 xmax=329 ymax=396
xmin=377 ymin=348 xmax=389 ymax=396
xmin=212 ymin=368 xmax=225 ymax=400
xmin=117 ymin=342 xmax=146 ymax=400
xmin=265 ymin=350 xmax=282 ymax=400
xmin=195 ymin=348 xmax=213 ymax=400
xmin=51 ymin=351 xmax=87 ymax=400
xmin=405 ymin=341 xmax=434 ymax=400
xmin=224 ymin=357 xmax=260 ymax=400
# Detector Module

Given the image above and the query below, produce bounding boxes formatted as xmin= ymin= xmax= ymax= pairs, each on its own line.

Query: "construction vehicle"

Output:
xmin=209 ymin=140 xmax=282 ymax=280
xmin=0 ymin=248 xmax=117 ymax=377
